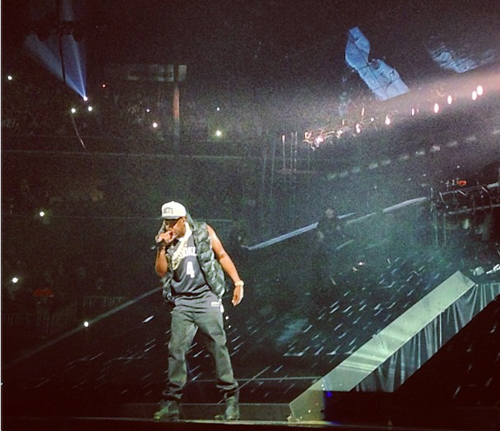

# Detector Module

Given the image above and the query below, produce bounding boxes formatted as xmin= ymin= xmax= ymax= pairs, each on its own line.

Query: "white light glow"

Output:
xmin=433 ymin=103 xmax=440 ymax=114
xmin=83 ymin=96 xmax=88 ymax=102
xmin=70 ymin=107 xmax=77 ymax=114
xmin=472 ymin=90 xmax=478 ymax=100
xmin=39 ymin=211 xmax=45 ymax=217
xmin=431 ymin=145 xmax=441 ymax=152
xmin=12 ymin=277 xmax=19 ymax=284
xmin=215 ymin=129 xmax=223 ymax=137
xmin=7 ymin=75 xmax=13 ymax=81
xmin=152 ymin=122 xmax=159 ymax=128
xmin=87 ymin=106 xmax=93 ymax=112
xmin=385 ymin=115 xmax=391 ymax=125
xmin=447 ymin=95 xmax=453 ymax=105
xmin=477 ymin=85 xmax=483 ymax=96
xmin=83 ymin=321 xmax=90 ymax=327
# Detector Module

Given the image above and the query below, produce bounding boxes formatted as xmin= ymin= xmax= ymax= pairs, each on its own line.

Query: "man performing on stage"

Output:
xmin=153 ymin=201 xmax=244 ymax=422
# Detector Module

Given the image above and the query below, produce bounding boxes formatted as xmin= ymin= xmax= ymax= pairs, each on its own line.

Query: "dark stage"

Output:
xmin=3 ymin=240 xmax=500 ymax=431
xmin=3 ymin=9 xmax=500 ymax=428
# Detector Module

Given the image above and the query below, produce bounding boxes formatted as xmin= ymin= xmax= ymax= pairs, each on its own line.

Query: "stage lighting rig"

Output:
xmin=432 ymin=182 xmax=500 ymax=216
xmin=30 ymin=19 xmax=85 ymax=42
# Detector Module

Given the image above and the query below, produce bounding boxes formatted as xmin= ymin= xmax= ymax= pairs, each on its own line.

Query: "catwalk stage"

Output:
xmin=3 ymin=234 xmax=500 ymax=431
xmin=4 ymin=174 xmax=500 ymax=431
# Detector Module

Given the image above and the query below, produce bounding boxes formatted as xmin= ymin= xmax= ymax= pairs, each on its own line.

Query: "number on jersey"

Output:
xmin=186 ymin=261 xmax=195 ymax=279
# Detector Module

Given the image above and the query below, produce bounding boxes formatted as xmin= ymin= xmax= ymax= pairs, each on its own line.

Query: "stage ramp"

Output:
xmin=289 ymin=271 xmax=500 ymax=422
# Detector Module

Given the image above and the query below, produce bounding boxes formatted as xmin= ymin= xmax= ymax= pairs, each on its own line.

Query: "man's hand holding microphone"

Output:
xmin=155 ymin=229 xmax=177 ymax=250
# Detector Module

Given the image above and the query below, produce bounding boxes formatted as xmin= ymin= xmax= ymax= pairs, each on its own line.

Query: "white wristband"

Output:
xmin=235 ymin=280 xmax=244 ymax=287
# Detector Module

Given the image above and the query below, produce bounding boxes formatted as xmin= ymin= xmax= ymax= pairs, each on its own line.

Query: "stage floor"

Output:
xmin=4 ymin=402 xmax=499 ymax=431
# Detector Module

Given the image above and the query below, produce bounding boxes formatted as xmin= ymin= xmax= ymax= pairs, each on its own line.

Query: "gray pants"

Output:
xmin=163 ymin=307 xmax=238 ymax=401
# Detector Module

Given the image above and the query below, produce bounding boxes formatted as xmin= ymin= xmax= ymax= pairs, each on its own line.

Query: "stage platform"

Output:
xmin=1 ymin=416 xmax=387 ymax=431
xmin=3 ymin=245 xmax=499 ymax=431
xmin=3 ymin=400 xmax=500 ymax=431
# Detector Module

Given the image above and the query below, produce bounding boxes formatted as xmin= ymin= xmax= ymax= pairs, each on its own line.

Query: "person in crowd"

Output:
xmin=311 ymin=207 xmax=351 ymax=297
xmin=316 ymin=207 xmax=348 ymax=249
xmin=227 ymin=218 xmax=249 ymax=264
xmin=33 ymin=283 xmax=55 ymax=306
xmin=153 ymin=201 xmax=244 ymax=422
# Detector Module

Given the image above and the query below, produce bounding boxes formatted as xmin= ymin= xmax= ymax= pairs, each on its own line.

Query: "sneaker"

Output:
xmin=215 ymin=394 xmax=240 ymax=421
xmin=153 ymin=400 xmax=180 ymax=421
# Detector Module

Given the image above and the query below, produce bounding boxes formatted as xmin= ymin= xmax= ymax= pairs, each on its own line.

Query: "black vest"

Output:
xmin=160 ymin=214 xmax=226 ymax=302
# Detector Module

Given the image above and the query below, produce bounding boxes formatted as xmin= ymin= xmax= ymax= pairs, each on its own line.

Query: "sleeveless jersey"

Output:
xmin=170 ymin=233 xmax=221 ymax=311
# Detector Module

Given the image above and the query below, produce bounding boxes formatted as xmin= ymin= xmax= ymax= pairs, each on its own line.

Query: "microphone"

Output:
xmin=151 ymin=240 xmax=167 ymax=251
xmin=151 ymin=232 xmax=177 ymax=250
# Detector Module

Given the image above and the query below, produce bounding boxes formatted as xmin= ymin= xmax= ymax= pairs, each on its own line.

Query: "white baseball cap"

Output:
xmin=160 ymin=201 xmax=187 ymax=219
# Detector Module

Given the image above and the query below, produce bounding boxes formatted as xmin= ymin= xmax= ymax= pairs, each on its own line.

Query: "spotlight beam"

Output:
xmin=25 ymin=0 xmax=86 ymax=99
